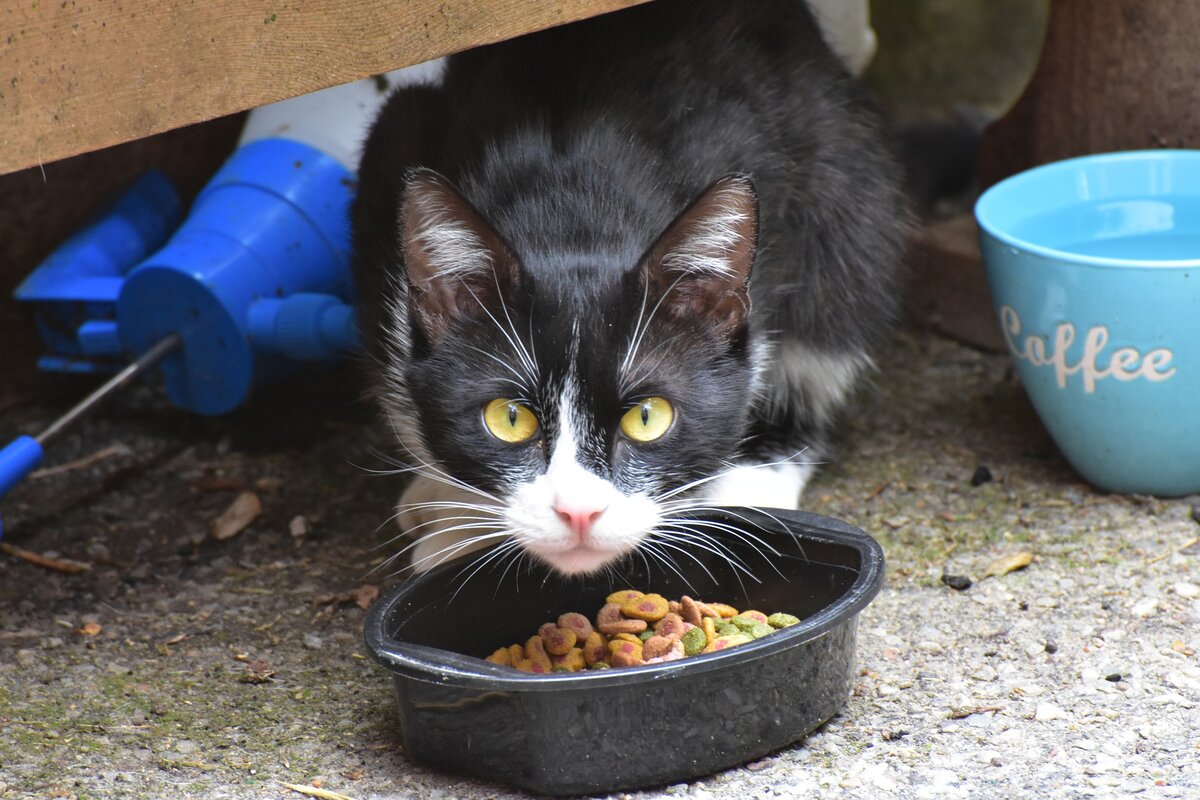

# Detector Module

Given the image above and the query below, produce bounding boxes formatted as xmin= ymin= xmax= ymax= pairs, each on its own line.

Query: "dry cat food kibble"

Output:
xmin=485 ymin=590 xmax=801 ymax=673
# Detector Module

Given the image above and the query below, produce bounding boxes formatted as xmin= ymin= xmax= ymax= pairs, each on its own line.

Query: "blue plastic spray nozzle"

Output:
xmin=15 ymin=138 xmax=360 ymax=416
xmin=15 ymin=171 xmax=183 ymax=373
xmin=4 ymin=138 xmax=362 ymax=532
xmin=115 ymin=137 xmax=360 ymax=414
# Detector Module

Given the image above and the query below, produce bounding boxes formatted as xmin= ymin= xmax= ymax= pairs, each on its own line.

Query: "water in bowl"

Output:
xmin=1010 ymin=196 xmax=1200 ymax=262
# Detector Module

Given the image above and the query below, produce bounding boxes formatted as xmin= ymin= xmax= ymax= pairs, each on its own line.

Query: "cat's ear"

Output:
xmin=642 ymin=175 xmax=758 ymax=337
xmin=400 ymin=168 xmax=517 ymax=344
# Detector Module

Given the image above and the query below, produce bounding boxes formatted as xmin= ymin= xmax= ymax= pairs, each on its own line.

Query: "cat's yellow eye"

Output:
xmin=483 ymin=398 xmax=539 ymax=443
xmin=620 ymin=396 xmax=674 ymax=443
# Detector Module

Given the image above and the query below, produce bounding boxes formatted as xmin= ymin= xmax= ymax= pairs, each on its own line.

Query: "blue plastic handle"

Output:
xmin=0 ymin=436 xmax=45 ymax=538
xmin=0 ymin=435 xmax=44 ymax=497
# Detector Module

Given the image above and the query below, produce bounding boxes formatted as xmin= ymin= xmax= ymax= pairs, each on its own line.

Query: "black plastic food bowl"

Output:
xmin=364 ymin=508 xmax=884 ymax=796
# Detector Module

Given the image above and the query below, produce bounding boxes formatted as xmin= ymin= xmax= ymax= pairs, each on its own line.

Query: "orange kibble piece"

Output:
xmin=582 ymin=631 xmax=607 ymax=666
xmin=607 ymin=638 xmax=643 ymax=661
xmin=599 ymin=618 xmax=647 ymax=635
xmin=612 ymin=632 xmax=642 ymax=644
xmin=703 ymin=632 xmax=753 ymax=653
xmin=680 ymin=596 xmax=703 ymax=626
xmin=486 ymin=647 xmax=511 ymax=666
xmin=739 ymin=610 xmax=770 ymax=625
xmin=596 ymin=602 xmax=623 ymax=627
xmin=507 ymin=644 xmax=524 ymax=664
xmin=540 ymin=624 xmax=577 ymax=656
xmin=621 ymin=593 xmax=670 ymax=622
xmin=641 ymin=635 xmax=677 ymax=660
xmin=610 ymin=650 xmax=645 ymax=668
xmin=557 ymin=612 xmax=595 ymax=642
xmin=553 ymin=647 xmax=586 ymax=672
xmin=606 ymin=589 xmax=644 ymax=604
xmin=524 ymin=636 xmax=552 ymax=670
xmin=515 ymin=658 xmax=550 ymax=674
xmin=707 ymin=602 xmax=739 ymax=618
xmin=702 ymin=616 xmax=718 ymax=643
xmin=654 ymin=612 xmax=686 ymax=639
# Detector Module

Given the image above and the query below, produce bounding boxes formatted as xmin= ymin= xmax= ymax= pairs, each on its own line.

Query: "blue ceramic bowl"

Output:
xmin=976 ymin=150 xmax=1200 ymax=496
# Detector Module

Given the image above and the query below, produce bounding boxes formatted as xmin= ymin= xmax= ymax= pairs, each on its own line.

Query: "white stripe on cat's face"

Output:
xmin=505 ymin=375 xmax=660 ymax=575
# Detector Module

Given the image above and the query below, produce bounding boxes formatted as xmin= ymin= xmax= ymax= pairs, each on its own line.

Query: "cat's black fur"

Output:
xmin=352 ymin=0 xmax=909 ymax=503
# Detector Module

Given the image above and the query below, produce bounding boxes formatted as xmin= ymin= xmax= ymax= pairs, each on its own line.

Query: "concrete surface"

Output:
xmin=2 ymin=327 xmax=1197 ymax=800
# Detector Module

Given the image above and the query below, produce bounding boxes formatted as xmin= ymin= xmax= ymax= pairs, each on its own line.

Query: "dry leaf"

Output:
xmin=351 ymin=584 xmax=380 ymax=610
xmin=314 ymin=584 xmax=380 ymax=610
xmin=238 ymin=659 xmax=275 ymax=684
xmin=278 ymin=782 xmax=356 ymax=800
xmin=211 ymin=491 xmax=262 ymax=540
xmin=984 ymin=550 xmax=1034 ymax=578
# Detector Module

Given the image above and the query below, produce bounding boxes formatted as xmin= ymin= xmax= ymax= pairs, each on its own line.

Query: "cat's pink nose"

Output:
xmin=554 ymin=501 xmax=605 ymax=540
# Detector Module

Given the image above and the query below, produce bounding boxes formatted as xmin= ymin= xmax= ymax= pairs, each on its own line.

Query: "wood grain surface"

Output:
xmin=0 ymin=0 xmax=650 ymax=176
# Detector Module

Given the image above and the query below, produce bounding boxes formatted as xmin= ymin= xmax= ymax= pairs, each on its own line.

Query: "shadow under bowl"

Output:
xmin=364 ymin=508 xmax=884 ymax=796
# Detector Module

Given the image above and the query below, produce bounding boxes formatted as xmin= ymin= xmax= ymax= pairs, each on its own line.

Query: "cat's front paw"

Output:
xmin=397 ymin=476 xmax=505 ymax=572
xmin=700 ymin=462 xmax=816 ymax=510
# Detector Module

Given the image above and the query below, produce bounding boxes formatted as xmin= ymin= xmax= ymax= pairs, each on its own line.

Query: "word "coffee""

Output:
xmin=1000 ymin=306 xmax=1176 ymax=393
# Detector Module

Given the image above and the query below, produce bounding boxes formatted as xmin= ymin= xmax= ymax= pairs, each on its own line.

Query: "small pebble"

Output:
xmin=1035 ymin=702 xmax=1067 ymax=721
xmin=302 ymin=633 xmax=323 ymax=650
xmin=1131 ymin=598 xmax=1159 ymax=618
xmin=1105 ymin=673 xmax=1123 ymax=683
xmin=289 ymin=515 xmax=311 ymax=537
xmin=970 ymin=465 xmax=994 ymax=487
xmin=941 ymin=574 xmax=972 ymax=591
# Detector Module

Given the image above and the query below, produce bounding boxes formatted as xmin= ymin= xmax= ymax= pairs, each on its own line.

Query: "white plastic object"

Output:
xmin=237 ymin=59 xmax=447 ymax=170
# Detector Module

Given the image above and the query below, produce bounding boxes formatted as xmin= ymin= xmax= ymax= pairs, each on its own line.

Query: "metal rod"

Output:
xmin=35 ymin=334 xmax=182 ymax=445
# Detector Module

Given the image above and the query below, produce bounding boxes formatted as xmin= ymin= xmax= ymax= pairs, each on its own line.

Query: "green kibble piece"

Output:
xmin=715 ymin=620 xmax=739 ymax=636
xmin=638 ymin=629 xmax=656 ymax=642
xmin=681 ymin=626 xmax=707 ymax=656
xmin=730 ymin=613 xmax=766 ymax=632
xmin=589 ymin=660 xmax=612 ymax=670
xmin=552 ymin=666 xmax=572 ymax=673
xmin=768 ymin=612 xmax=800 ymax=629
xmin=746 ymin=622 xmax=775 ymax=639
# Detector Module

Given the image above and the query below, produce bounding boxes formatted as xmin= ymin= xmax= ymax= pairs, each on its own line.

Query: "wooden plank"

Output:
xmin=0 ymin=0 xmax=651 ymax=176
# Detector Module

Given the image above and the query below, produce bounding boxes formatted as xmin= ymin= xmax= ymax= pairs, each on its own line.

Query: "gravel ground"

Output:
xmin=1 ymin=328 xmax=1197 ymax=800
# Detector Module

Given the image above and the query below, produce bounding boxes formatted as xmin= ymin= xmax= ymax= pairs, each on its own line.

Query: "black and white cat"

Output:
xmin=351 ymin=0 xmax=910 ymax=576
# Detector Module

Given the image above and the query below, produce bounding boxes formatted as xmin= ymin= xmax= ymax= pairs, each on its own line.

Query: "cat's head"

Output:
xmin=382 ymin=169 xmax=760 ymax=575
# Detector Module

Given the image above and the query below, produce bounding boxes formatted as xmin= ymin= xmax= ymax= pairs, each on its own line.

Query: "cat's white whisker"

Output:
xmin=619 ymin=277 xmax=652 ymax=378
xmin=460 ymin=281 xmax=539 ymax=384
xmin=657 ymin=519 xmax=787 ymax=582
xmin=654 ymin=449 xmax=818 ymax=504
xmin=403 ymin=529 xmax=516 ymax=575
xmin=658 ymin=508 xmax=792 ymax=562
xmin=448 ymin=539 xmax=526 ymax=601
xmin=492 ymin=269 xmax=540 ymax=383
xmin=640 ymin=537 xmax=724 ymax=585
xmin=370 ymin=521 xmax=509 ymax=572
xmin=636 ymin=541 xmax=700 ymax=595
xmin=462 ymin=343 xmax=529 ymax=387
xmin=619 ymin=272 xmax=689 ymax=395
xmin=651 ymin=525 xmax=758 ymax=577
xmin=372 ymin=513 xmax=500 ymax=548
xmin=371 ymin=432 xmax=504 ymax=506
